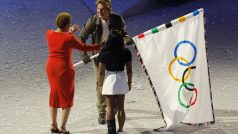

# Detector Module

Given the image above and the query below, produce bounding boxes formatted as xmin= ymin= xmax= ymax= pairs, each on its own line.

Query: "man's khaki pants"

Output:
xmin=94 ymin=60 xmax=106 ymax=116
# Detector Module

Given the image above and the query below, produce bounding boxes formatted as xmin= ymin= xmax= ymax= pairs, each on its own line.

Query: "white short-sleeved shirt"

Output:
xmin=101 ymin=19 xmax=109 ymax=43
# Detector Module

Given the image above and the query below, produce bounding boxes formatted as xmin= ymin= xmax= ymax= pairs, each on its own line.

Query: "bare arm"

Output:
xmin=98 ymin=63 xmax=106 ymax=93
xmin=126 ymin=61 xmax=132 ymax=91
xmin=69 ymin=35 xmax=100 ymax=51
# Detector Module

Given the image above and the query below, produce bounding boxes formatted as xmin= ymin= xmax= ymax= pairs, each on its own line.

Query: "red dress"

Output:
xmin=46 ymin=30 xmax=99 ymax=108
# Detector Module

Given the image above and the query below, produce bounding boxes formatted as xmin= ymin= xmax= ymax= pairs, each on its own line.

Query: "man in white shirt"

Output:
xmin=79 ymin=0 xmax=133 ymax=125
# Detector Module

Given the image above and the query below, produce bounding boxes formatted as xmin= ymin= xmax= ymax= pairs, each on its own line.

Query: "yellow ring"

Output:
xmin=168 ymin=57 xmax=191 ymax=82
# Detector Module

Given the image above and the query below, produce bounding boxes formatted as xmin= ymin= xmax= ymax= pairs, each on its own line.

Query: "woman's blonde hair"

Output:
xmin=55 ymin=12 xmax=72 ymax=29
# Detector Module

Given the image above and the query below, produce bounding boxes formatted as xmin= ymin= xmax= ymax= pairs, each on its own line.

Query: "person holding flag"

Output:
xmin=78 ymin=0 xmax=133 ymax=124
xmin=98 ymin=30 xmax=132 ymax=134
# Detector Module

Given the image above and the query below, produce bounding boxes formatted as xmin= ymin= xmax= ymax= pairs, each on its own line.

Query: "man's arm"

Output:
xmin=79 ymin=16 xmax=96 ymax=43
xmin=119 ymin=15 xmax=134 ymax=45
xmin=79 ymin=16 xmax=96 ymax=63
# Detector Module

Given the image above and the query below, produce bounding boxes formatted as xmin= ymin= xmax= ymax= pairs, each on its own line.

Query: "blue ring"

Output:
xmin=174 ymin=40 xmax=197 ymax=66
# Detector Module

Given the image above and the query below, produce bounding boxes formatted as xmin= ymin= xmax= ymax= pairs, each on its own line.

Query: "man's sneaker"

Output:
xmin=98 ymin=118 xmax=106 ymax=124
xmin=98 ymin=113 xmax=106 ymax=124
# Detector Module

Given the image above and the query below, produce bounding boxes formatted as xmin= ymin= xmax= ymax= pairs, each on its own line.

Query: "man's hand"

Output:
xmin=82 ymin=54 xmax=91 ymax=64
xmin=124 ymin=37 xmax=134 ymax=45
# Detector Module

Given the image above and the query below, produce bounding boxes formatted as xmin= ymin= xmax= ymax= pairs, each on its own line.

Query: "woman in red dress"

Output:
xmin=46 ymin=12 xmax=100 ymax=134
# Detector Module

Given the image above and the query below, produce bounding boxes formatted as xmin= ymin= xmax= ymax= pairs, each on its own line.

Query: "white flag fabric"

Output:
xmin=133 ymin=9 xmax=215 ymax=129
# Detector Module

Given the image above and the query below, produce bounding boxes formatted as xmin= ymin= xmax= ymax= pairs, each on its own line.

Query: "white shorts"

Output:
xmin=102 ymin=71 xmax=129 ymax=95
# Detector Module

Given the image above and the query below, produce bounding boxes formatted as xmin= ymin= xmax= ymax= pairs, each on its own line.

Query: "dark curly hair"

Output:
xmin=105 ymin=30 xmax=124 ymax=50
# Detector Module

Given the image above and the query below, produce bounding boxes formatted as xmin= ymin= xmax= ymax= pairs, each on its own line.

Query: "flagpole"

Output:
xmin=73 ymin=40 xmax=136 ymax=68
xmin=73 ymin=53 xmax=99 ymax=68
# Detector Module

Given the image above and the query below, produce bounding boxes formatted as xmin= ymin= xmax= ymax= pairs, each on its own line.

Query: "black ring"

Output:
xmin=182 ymin=66 xmax=196 ymax=91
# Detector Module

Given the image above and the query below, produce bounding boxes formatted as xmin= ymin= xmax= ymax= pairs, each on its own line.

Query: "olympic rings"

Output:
xmin=168 ymin=57 xmax=191 ymax=82
xmin=178 ymin=83 xmax=198 ymax=108
xmin=174 ymin=40 xmax=197 ymax=66
xmin=168 ymin=40 xmax=198 ymax=108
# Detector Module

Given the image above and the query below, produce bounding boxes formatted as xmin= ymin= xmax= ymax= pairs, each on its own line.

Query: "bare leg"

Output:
xmin=105 ymin=95 xmax=117 ymax=133
xmin=50 ymin=107 xmax=58 ymax=128
xmin=105 ymin=95 xmax=116 ymax=120
xmin=60 ymin=108 xmax=71 ymax=130
xmin=116 ymin=95 xmax=125 ymax=132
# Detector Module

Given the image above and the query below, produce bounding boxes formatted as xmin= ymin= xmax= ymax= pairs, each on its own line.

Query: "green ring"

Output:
xmin=178 ymin=83 xmax=194 ymax=108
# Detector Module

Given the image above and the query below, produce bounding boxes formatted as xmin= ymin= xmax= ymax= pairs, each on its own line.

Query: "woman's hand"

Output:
xmin=128 ymin=82 xmax=132 ymax=91
xmin=69 ymin=24 xmax=80 ymax=33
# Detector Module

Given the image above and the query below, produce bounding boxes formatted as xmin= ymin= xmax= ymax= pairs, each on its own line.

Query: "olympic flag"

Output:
xmin=133 ymin=9 xmax=215 ymax=129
